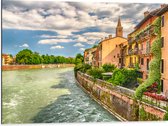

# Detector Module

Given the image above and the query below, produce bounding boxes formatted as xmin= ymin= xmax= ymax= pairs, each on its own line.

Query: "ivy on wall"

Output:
xmin=135 ymin=17 xmax=161 ymax=100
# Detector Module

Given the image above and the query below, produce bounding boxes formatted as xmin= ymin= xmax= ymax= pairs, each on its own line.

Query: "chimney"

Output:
xmin=144 ymin=11 xmax=149 ymax=17
xmin=109 ymin=35 xmax=112 ymax=39
xmin=161 ymin=4 xmax=167 ymax=8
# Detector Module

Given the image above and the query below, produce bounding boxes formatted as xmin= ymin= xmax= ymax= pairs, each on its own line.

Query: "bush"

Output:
xmin=74 ymin=63 xmax=84 ymax=76
xmin=86 ymin=67 xmax=104 ymax=79
xmin=137 ymin=78 xmax=143 ymax=84
xmin=108 ymin=69 xmax=126 ymax=86
xmin=81 ymin=63 xmax=92 ymax=73
xmin=108 ymin=68 xmax=139 ymax=87
xmin=74 ymin=63 xmax=91 ymax=76
xmin=102 ymin=63 xmax=116 ymax=72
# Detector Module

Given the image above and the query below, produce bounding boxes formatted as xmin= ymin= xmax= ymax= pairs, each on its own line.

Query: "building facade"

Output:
xmin=98 ymin=18 xmax=127 ymax=67
xmin=158 ymin=5 xmax=168 ymax=96
xmin=126 ymin=9 xmax=162 ymax=80
xmin=2 ymin=54 xmax=13 ymax=65
xmin=84 ymin=47 xmax=97 ymax=66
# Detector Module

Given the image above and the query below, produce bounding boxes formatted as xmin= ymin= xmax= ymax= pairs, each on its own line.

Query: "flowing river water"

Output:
xmin=2 ymin=67 xmax=119 ymax=123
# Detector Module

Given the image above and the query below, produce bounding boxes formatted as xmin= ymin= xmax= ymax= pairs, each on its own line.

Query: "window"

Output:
xmin=162 ymin=16 xmax=164 ymax=27
xmin=116 ymin=45 xmax=118 ymax=47
xmin=119 ymin=58 xmax=121 ymax=63
xmin=141 ymin=58 xmax=144 ymax=65
xmin=147 ymin=59 xmax=149 ymax=70
xmin=161 ymin=80 xmax=164 ymax=92
xmin=141 ymin=44 xmax=143 ymax=50
xmin=161 ymin=37 xmax=164 ymax=48
xmin=117 ymin=53 xmax=119 ymax=58
xmin=114 ymin=56 xmax=115 ymax=58
xmin=161 ymin=59 xmax=164 ymax=73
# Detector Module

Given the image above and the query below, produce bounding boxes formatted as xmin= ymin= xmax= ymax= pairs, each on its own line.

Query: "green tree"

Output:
xmin=75 ymin=53 xmax=84 ymax=65
xmin=16 ymin=49 xmax=33 ymax=64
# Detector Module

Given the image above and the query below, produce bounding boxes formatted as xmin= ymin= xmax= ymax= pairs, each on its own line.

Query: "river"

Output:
xmin=2 ymin=67 xmax=119 ymax=123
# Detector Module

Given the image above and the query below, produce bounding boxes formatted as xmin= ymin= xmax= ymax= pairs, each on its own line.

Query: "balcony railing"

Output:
xmin=135 ymin=25 xmax=157 ymax=43
xmin=138 ymin=47 xmax=150 ymax=55
xmin=128 ymin=49 xmax=133 ymax=55
xmin=128 ymin=63 xmax=135 ymax=68
xmin=133 ymin=48 xmax=139 ymax=55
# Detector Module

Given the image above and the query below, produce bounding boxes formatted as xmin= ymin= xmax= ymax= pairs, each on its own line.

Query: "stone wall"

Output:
xmin=76 ymin=71 xmax=167 ymax=121
xmin=2 ymin=64 xmax=75 ymax=71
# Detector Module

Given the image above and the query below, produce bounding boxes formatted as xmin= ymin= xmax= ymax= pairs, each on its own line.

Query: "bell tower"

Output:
xmin=116 ymin=17 xmax=123 ymax=37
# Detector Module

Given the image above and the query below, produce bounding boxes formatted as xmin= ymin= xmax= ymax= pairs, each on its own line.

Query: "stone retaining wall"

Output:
xmin=76 ymin=71 xmax=167 ymax=121
xmin=2 ymin=64 xmax=75 ymax=71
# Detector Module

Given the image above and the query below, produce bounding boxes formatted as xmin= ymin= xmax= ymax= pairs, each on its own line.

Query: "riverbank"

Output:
xmin=76 ymin=71 xmax=167 ymax=121
xmin=2 ymin=64 xmax=75 ymax=71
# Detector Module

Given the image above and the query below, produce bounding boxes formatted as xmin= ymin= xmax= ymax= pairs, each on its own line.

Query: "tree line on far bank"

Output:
xmin=15 ymin=49 xmax=75 ymax=64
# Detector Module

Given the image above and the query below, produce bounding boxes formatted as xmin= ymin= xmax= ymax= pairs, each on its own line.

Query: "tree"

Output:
xmin=16 ymin=49 xmax=33 ymax=64
xmin=75 ymin=53 xmax=84 ymax=65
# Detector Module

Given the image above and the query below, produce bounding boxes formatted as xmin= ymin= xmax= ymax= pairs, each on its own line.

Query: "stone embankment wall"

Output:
xmin=2 ymin=64 xmax=75 ymax=71
xmin=76 ymin=71 xmax=167 ymax=121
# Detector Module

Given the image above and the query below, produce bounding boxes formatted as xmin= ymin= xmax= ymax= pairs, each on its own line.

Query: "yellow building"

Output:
xmin=98 ymin=18 xmax=127 ymax=67
xmin=125 ymin=33 xmax=140 ymax=68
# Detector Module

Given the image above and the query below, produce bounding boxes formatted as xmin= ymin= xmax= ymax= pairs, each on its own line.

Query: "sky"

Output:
xmin=2 ymin=0 xmax=161 ymax=57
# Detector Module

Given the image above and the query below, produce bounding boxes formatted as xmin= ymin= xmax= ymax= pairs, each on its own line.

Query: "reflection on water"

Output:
xmin=2 ymin=67 xmax=118 ymax=123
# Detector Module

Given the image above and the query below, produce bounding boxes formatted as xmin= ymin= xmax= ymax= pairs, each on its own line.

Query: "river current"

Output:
xmin=2 ymin=67 xmax=118 ymax=123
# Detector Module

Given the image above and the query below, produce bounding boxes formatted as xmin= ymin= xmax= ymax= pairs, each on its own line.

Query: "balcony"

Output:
xmin=128 ymin=49 xmax=133 ymax=55
xmin=128 ymin=37 xmax=135 ymax=44
xmin=133 ymin=48 xmax=139 ymax=55
xmin=128 ymin=63 xmax=135 ymax=68
xmin=149 ymin=25 xmax=157 ymax=36
xmin=138 ymin=48 xmax=151 ymax=55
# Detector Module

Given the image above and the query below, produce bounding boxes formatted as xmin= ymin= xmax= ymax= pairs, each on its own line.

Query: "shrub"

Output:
xmin=102 ymin=63 xmax=116 ymax=72
xmin=81 ymin=63 xmax=92 ymax=73
xmin=86 ymin=67 xmax=104 ymax=79
xmin=108 ymin=69 xmax=126 ymax=86
xmin=108 ymin=68 xmax=138 ymax=87
xmin=74 ymin=63 xmax=91 ymax=76
xmin=164 ymin=113 xmax=168 ymax=120
xmin=74 ymin=63 xmax=84 ymax=76
xmin=137 ymin=78 xmax=143 ymax=84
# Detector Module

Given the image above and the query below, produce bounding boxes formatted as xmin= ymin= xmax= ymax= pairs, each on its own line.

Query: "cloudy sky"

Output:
xmin=2 ymin=0 xmax=161 ymax=57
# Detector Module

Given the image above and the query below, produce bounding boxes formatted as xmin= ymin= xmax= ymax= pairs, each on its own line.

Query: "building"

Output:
xmin=118 ymin=41 xmax=128 ymax=68
xmin=126 ymin=4 xmax=168 ymax=96
xmin=84 ymin=47 xmax=97 ymax=66
xmin=98 ymin=18 xmax=127 ymax=67
xmin=157 ymin=5 xmax=168 ymax=96
xmin=2 ymin=54 xmax=13 ymax=65
xmin=126 ymin=8 xmax=163 ymax=80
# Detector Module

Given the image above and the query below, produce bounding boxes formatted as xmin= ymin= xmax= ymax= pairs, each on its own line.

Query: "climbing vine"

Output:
xmin=135 ymin=17 xmax=161 ymax=99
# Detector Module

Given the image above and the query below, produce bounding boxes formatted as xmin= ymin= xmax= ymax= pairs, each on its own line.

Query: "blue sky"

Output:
xmin=2 ymin=0 xmax=160 ymax=57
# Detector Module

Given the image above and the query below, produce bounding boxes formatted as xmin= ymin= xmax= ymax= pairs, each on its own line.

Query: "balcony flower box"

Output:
xmin=144 ymin=92 xmax=168 ymax=101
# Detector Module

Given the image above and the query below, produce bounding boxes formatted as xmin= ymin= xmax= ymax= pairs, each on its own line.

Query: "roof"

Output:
xmin=129 ymin=5 xmax=168 ymax=36
xmin=135 ymin=9 xmax=160 ymax=29
xmin=99 ymin=36 xmax=127 ymax=44
xmin=157 ymin=5 xmax=168 ymax=15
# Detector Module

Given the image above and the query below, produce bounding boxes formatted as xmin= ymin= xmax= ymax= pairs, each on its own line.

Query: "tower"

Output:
xmin=116 ymin=17 xmax=123 ymax=37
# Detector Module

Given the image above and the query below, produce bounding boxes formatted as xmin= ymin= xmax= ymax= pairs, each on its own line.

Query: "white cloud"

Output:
xmin=39 ymin=34 xmax=67 ymax=39
xmin=19 ymin=43 xmax=29 ymax=48
xmin=50 ymin=45 xmax=64 ymax=49
xmin=73 ymin=43 xmax=85 ymax=47
xmin=79 ymin=48 xmax=85 ymax=51
xmin=38 ymin=39 xmax=74 ymax=45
